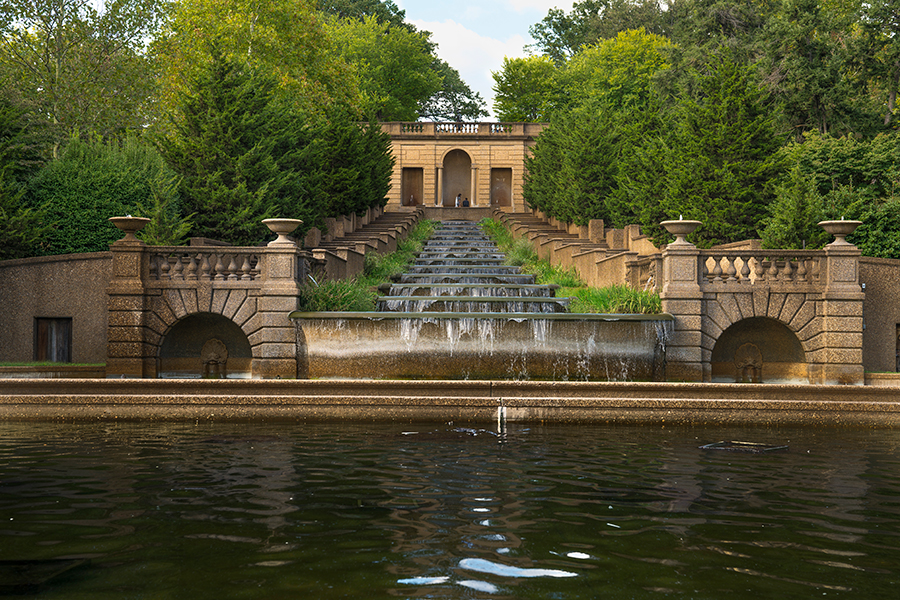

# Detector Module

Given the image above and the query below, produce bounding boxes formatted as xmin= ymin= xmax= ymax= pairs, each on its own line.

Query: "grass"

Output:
xmin=297 ymin=219 xmax=439 ymax=312
xmin=480 ymin=218 xmax=662 ymax=314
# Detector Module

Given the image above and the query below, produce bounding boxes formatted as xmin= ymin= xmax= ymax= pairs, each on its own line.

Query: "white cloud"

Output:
xmin=414 ymin=18 xmax=529 ymax=118
xmin=505 ymin=1 xmax=575 ymax=12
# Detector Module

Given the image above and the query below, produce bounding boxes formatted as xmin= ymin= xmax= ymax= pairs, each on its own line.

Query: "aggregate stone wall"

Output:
xmin=0 ymin=253 xmax=111 ymax=363
xmin=860 ymin=257 xmax=900 ymax=372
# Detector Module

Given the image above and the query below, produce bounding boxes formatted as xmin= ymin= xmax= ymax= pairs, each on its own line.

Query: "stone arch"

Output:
xmin=145 ymin=287 xmax=262 ymax=378
xmin=711 ymin=317 xmax=807 ymax=383
xmin=158 ymin=312 xmax=253 ymax=378
xmin=441 ymin=149 xmax=472 ymax=206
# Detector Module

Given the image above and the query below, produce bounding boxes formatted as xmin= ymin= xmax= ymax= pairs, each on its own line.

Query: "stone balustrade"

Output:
xmin=385 ymin=122 xmax=547 ymax=139
xmin=147 ymin=248 xmax=263 ymax=282
xmin=699 ymin=250 xmax=824 ymax=286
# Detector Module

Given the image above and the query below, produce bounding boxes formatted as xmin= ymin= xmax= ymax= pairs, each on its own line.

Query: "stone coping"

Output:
xmin=0 ymin=366 xmax=106 ymax=379
xmin=1 ymin=379 xmax=899 ymax=426
xmin=289 ymin=311 xmax=675 ymax=321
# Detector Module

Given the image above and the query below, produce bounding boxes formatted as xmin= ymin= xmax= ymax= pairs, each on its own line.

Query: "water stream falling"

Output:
xmin=291 ymin=220 xmax=671 ymax=380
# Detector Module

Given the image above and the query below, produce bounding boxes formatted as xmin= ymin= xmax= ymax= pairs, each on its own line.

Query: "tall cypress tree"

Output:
xmin=659 ymin=51 xmax=783 ymax=246
xmin=158 ymin=45 xmax=307 ymax=246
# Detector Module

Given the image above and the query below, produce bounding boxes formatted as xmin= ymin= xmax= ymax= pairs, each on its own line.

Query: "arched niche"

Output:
xmin=442 ymin=149 xmax=472 ymax=206
xmin=711 ymin=317 xmax=807 ymax=383
xmin=158 ymin=313 xmax=252 ymax=378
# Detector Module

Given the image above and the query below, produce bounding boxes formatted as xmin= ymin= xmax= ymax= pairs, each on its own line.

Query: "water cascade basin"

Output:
xmin=290 ymin=312 xmax=673 ymax=381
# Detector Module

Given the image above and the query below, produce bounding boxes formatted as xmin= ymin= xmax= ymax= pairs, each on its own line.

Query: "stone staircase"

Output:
xmin=375 ymin=220 xmax=570 ymax=314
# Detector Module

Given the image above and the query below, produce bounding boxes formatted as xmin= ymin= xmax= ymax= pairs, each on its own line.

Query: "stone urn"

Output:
xmin=661 ymin=219 xmax=702 ymax=246
xmin=263 ymin=218 xmax=303 ymax=246
xmin=819 ymin=219 xmax=861 ymax=245
xmin=109 ymin=216 xmax=151 ymax=242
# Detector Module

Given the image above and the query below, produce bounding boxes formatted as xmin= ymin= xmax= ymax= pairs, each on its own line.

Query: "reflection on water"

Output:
xmin=1 ymin=422 xmax=899 ymax=599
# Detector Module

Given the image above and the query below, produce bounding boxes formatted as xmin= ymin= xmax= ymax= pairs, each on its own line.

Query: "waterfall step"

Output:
xmin=378 ymin=219 xmax=562 ymax=313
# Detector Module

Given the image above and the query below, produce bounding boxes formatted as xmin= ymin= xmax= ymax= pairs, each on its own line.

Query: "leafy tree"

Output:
xmin=0 ymin=0 xmax=164 ymax=152
xmin=528 ymin=0 xmax=668 ymax=64
xmin=315 ymin=0 xmax=406 ymax=28
xmin=326 ymin=15 xmax=441 ymax=121
xmin=776 ymin=131 xmax=900 ymax=202
xmin=26 ymin=135 xmax=177 ymax=254
xmin=151 ymin=0 xmax=358 ymax=130
xmin=759 ymin=0 xmax=859 ymax=139
xmin=419 ymin=59 xmax=488 ymax=122
xmin=854 ymin=0 xmax=900 ymax=127
xmin=561 ymin=28 xmax=673 ymax=110
xmin=492 ymin=56 xmax=560 ymax=122
xmin=317 ymin=0 xmax=486 ymax=121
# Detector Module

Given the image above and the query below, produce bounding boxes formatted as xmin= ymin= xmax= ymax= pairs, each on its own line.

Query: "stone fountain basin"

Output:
xmin=291 ymin=312 xmax=673 ymax=381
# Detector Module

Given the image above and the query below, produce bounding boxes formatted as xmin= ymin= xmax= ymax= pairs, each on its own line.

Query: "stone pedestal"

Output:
xmin=106 ymin=226 xmax=155 ymax=378
xmin=810 ymin=242 xmax=865 ymax=384
xmin=252 ymin=246 xmax=303 ymax=379
xmin=660 ymin=220 xmax=704 ymax=381
xmin=660 ymin=243 xmax=704 ymax=382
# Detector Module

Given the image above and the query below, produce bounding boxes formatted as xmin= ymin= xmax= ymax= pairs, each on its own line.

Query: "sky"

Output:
xmin=394 ymin=1 xmax=575 ymax=118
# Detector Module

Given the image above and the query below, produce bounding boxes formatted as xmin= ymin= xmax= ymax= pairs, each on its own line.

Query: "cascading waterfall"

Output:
xmin=291 ymin=220 xmax=672 ymax=380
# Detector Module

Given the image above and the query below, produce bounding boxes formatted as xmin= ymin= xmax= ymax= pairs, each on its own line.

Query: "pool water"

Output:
xmin=1 ymin=421 xmax=898 ymax=598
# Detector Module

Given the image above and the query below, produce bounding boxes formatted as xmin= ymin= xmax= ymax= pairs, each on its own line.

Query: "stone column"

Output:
xmin=659 ymin=220 xmax=704 ymax=381
xmin=106 ymin=217 xmax=154 ymax=378
xmin=436 ymin=167 xmax=443 ymax=206
xmin=470 ymin=166 xmax=478 ymax=206
xmin=811 ymin=220 xmax=865 ymax=384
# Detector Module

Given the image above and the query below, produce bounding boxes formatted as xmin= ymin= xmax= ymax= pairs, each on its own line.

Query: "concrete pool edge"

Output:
xmin=1 ymin=379 xmax=900 ymax=426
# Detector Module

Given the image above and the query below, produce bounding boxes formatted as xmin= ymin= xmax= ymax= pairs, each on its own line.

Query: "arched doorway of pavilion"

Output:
xmin=441 ymin=149 xmax=472 ymax=207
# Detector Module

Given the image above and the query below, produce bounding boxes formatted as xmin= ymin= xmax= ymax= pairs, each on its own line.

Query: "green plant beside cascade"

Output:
xmin=479 ymin=218 xmax=661 ymax=314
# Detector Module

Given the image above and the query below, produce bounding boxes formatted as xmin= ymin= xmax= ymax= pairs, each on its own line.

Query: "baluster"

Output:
xmin=172 ymin=254 xmax=185 ymax=280
xmin=724 ymin=256 xmax=737 ymax=282
xmin=239 ymin=254 xmax=252 ymax=280
xmin=186 ymin=254 xmax=198 ymax=280
xmin=781 ymin=257 xmax=793 ymax=282
xmin=796 ymin=258 xmax=808 ymax=282
xmin=199 ymin=253 xmax=212 ymax=281
xmin=767 ymin=258 xmax=779 ymax=281
xmin=160 ymin=255 xmax=171 ymax=280
xmin=754 ymin=257 xmax=766 ymax=282
xmin=214 ymin=253 xmax=227 ymax=280
xmin=702 ymin=257 xmax=714 ymax=283
xmin=740 ymin=256 xmax=751 ymax=283
xmin=225 ymin=254 xmax=238 ymax=280
xmin=711 ymin=256 xmax=724 ymax=283
xmin=250 ymin=254 xmax=261 ymax=280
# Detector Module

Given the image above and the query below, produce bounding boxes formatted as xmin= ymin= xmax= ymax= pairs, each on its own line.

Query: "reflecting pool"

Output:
xmin=1 ymin=422 xmax=898 ymax=598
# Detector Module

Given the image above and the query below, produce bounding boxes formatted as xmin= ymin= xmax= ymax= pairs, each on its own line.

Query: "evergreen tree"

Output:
xmin=301 ymin=107 xmax=393 ymax=228
xmin=0 ymin=95 xmax=48 ymax=259
xmin=760 ymin=166 xmax=828 ymax=249
xmin=157 ymin=46 xmax=308 ymax=245
xmin=655 ymin=51 xmax=783 ymax=246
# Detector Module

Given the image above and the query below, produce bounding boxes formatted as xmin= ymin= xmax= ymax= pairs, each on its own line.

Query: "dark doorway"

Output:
xmin=34 ymin=318 xmax=72 ymax=362
xmin=491 ymin=168 xmax=512 ymax=206
xmin=401 ymin=168 xmax=424 ymax=206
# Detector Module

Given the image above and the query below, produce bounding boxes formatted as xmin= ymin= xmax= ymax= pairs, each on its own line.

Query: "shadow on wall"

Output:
xmin=711 ymin=317 xmax=807 ymax=383
xmin=158 ymin=313 xmax=252 ymax=378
